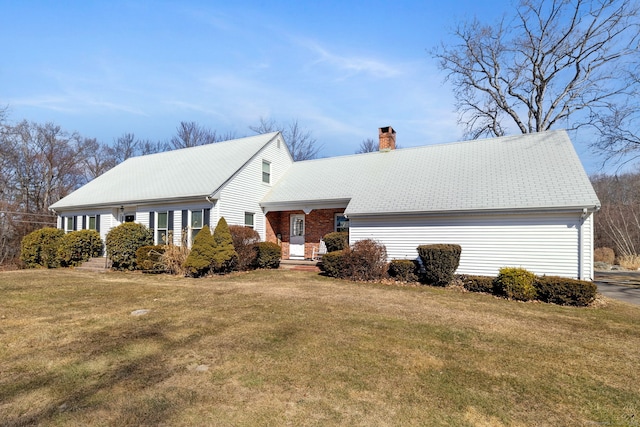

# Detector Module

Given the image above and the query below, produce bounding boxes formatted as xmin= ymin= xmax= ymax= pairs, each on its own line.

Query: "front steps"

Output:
xmin=75 ymin=257 xmax=111 ymax=272
xmin=279 ymin=259 xmax=322 ymax=272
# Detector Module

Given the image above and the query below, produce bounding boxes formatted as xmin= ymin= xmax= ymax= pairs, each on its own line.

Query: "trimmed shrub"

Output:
xmin=211 ymin=217 xmax=238 ymax=274
xmin=388 ymin=259 xmax=419 ymax=282
xmin=20 ymin=227 xmax=65 ymax=268
xmin=323 ymin=231 xmax=349 ymax=252
xmin=229 ymin=225 xmax=260 ymax=271
xmin=594 ymin=247 xmax=615 ymax=265
xmin=135 ymin=245 xmax=166 ymax=272
xmin=417 ymin=244 xmax=462 ymax=286
xmin=461 ymin=275 xmax=496 ymax=293
xmin=254 ymin=242 xmax=281 ymax=269
xmin=184 ymin=225 xmax=215 ymax=277
xmin=57 ymin=229 xmax=103 ymax=267
xmin=320 ymin=250 xmax=346 ymax=278
xmin=341 ymin=239 xmax=388 ymax=281
xmin=494 ymin=267 xmax=537 ymax=301
xmin=105 ymin=222 xmax=153 ymax=270
xmin=534 ymin=276 xmax=598 ymax=306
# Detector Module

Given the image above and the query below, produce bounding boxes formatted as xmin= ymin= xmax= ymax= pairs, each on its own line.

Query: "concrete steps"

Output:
xmin=279 ymin=259 xmax=322 ymax=272
xmin=75 ymin=257 xmax=111 ymax=272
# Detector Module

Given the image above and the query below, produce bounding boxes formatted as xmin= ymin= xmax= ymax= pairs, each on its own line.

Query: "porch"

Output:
xmin=265 ymin=208 xmax=348 ymax=260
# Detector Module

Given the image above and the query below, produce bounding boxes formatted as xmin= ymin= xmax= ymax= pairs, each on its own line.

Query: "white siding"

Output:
xmin=350 ymin=211 xmax=589 ymax=279
xmin=219 ymin=135 xmax=293 ymax=240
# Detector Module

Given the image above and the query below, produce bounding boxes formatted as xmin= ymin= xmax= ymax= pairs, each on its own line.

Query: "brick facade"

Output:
xmin=266 ymin=208 xmax=346 ymax=259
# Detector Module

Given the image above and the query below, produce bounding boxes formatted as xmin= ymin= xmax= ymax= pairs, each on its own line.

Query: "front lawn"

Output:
xmin=1 ymin=269 xmax=638 ymax=426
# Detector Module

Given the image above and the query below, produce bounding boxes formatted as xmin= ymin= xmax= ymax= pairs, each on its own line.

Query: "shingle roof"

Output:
xmin=50 ymin=132 xmax=280 ymax=210
xmin=261 ymin=130 xmax=600 ymax=215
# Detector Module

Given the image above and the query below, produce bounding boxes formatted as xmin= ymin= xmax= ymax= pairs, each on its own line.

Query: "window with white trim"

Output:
xmin=335 ymin=214 xmax=349 ymax=233
xmin=245 ymin=212 xmax=254 ymax=229
xmin=191 ymin=209 xmax=203 ymax=241
xmin=156 ymin=212 xmax=168 ymax=244
xmin=262 ymin=160 xmax=271 ymax=184
xmin=88 ymin=215 xmax=96 ymax=230
xmin=65 ymin=217 xmax=74 ymax=233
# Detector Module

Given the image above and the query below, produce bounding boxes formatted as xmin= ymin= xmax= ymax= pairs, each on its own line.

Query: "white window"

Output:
xmin=88 ymin=215 xmax=96 ymax=230
xmin=191 ymin=209 xmax=203 ymax=241
xmin=156 ymin=212 xmax=168 ymax=244
xmin=245 ymin=212 xmax=254 ymax=229
xmin=262 ymin=160 xmax=271 ymax=184
xmin=335 ymin=214 xmax=349 ymax=233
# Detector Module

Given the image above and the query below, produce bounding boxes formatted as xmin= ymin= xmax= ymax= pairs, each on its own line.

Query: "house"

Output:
xmin=50 ymin=128 xmax=601 ymax=280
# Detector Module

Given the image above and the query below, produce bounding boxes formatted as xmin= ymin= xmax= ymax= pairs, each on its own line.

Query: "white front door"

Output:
xmin=289 ymin=214 xmax=305 ymax=259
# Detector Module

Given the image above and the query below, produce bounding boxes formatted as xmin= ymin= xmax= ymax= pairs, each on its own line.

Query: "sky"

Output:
xmin=0 ymin=0 xmax=610 ymax=173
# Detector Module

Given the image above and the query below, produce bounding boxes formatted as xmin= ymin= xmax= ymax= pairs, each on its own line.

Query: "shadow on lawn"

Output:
xmin=4 ymin=319 xmax=201 ymax=427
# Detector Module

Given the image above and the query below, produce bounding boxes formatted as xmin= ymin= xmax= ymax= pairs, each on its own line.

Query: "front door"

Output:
xmin=289 ymin=214 xmax=305 ymax=259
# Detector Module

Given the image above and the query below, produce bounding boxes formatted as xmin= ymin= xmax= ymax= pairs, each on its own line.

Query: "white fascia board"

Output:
xmin=344 ymin=205 xmax=601 ymax=219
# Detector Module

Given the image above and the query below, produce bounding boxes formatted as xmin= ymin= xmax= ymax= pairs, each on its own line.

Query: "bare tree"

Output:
xmin=355 ymin=138 xmax=378 ymax=154
xmin=169 ymin=121 xmax=225 ymax=149
xmin=433 ymin=0 xmax=640 ymax=142
xmin=250 ymin=117 xmax=323 ymax=161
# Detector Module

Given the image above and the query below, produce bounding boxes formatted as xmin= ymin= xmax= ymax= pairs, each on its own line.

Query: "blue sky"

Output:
xmin=0 ymin=0 xmax=605 ymax=172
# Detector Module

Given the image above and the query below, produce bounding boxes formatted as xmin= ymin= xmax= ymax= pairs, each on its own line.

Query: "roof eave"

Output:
xmin=345 ymin=205 xmax=601 ymax=218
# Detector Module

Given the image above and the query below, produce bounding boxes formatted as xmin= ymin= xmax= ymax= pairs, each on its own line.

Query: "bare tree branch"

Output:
xmin=433 ymin=0 xmax=640 ymax=146
xmin=250 ymin=117 xmax=323 ymax=161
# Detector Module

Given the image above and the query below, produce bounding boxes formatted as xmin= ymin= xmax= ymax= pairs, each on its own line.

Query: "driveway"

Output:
xmin=594 ymin=271 xmax=640 ymax=306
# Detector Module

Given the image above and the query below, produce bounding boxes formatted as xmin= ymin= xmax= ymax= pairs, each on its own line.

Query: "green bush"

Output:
xmin=211 ymin=217 xmax=238 ymax=274
xmin=494 ymin=267 xmax=537 ymax=301
xmin=57 ymin=229 xmax=103 ymax=267
xmin=105 ymin=222 xmax=153 ymax=270
xmin=341 ymin=239 xmax=388 ymax=281
xmin=417 ymin=244 xmax=462 ymax=286
xmin=254 ymin=242 xmax=281 ymax=269
xmin=388 ymin=259 xmax=420 ymax=282
xmin=184 ymin=225 xmax=215 ymax=277
xmin=534 ymin=276 xmax=598 ymax=306
xmin=135 ymin=245 xmax=167 ymax=272
xmin=323 ymin=231 xmax=349 ymax=252
xmin=320 ymin=250 xmax=346 ymax=278
xmin=229 ymin=225 xmax=259 ymax=271
xmin=20 ymin=227 xmax=65 ymax=268
xmin=461 ymin=275 xmax=495 ymax=293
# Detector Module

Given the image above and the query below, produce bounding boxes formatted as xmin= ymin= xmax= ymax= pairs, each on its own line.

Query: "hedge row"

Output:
xmin=461 ymin=267 xmax=597 ymax=306
xmin=20 ymin=228 xmax=103 ymax=269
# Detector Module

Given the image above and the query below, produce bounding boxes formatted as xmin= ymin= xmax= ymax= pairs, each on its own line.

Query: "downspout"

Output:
xmin=578 ymin=208 xmax=588 ymax=280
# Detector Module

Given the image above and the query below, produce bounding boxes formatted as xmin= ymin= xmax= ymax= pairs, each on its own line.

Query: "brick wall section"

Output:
xmin=266 ymin=208 xmax=346 ymax=259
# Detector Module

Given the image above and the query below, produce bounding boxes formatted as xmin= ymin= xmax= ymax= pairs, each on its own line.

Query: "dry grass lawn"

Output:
xmin=1 ymin=269 xmax=639 ymax=426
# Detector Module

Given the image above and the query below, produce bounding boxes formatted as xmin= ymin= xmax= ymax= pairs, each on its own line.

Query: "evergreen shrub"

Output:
xmin=20 ymin=227 xmax=65 ymax=268
xmin=461 ymin=275 xmax=495 ymax=293
xmin=183 ymin=225 xmax=215 ymax=277
xmin=388 ymin=259 xmax=420 ymax=282
xmin=254 ymin=242 xmax=281 ymax=269
xmin=494 ymin=267 xmax=537 ymax=301
xmin=105 ymin=222 xmax=153 ymax=270
xmin=229 ymin=225 xmax=260 ymax=271
xmin=416 ymin=244 xmax=462 ymax=286
xmin=323 ymin=231 xmax=349 ymax=252
xmin=534 ymin=276 xmax=597 ymax=306
xmin=57 ymin=229 xmax=103 ymax=267
xmin=320 ymin=250 xmax=346 ymax=278
xmin=211 ymin=217 xmax=238 ymax=274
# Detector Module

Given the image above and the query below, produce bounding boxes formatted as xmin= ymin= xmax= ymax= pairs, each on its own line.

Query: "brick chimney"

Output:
xmin=378 ymin=126 xmax=396 ymax=150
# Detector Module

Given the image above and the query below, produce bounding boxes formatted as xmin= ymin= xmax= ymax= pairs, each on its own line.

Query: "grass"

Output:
xmin=0 ymin=269 xmax=639 ymax=426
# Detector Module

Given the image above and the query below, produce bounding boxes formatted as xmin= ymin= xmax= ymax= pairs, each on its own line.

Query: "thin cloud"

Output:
xmin=295 ymin=38 xmax=403 ymax=79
